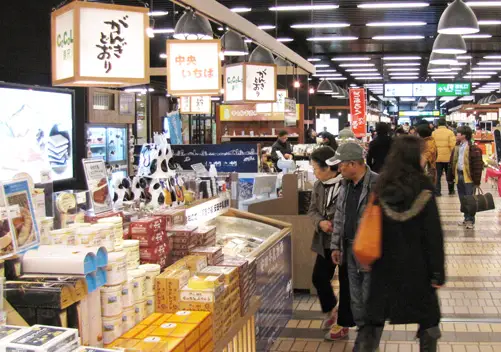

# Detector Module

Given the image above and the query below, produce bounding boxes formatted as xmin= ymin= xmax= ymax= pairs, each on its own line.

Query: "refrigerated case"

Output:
xmin=86 ymin=125 xmax=128 ymax=175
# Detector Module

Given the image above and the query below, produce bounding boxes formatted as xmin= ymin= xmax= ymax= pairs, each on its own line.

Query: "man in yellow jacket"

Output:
xmin=432 ymin=118 xmax=456 ymax=196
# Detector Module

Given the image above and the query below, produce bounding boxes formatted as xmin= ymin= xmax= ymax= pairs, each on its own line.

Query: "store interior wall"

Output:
xmin=0 ymin=0 xmax=88 ymax=191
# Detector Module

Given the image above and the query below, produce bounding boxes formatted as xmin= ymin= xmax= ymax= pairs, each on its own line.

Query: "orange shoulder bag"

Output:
xmin=353 ymin=193 xmax=382 ymax=266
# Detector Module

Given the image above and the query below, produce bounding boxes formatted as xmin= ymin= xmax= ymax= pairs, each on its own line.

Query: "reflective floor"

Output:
xmin=273 ymin=180 xmax=501 ymax=352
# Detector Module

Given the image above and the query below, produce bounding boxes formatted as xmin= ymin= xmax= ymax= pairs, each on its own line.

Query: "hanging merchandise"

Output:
xmin=165 ymin=111 xmax=183 ymax=145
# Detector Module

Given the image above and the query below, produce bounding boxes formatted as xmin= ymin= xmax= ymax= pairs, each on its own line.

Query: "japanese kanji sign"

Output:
xmin=349 ymin=88 xmax=367 ymax=138
xmin=179 ymin=96 xmax=211 ymax=115
xmin=224 ymin=63 xmax=277 ymax=104
xmin=167 ymin=40 xmax=221 ymax=96
xmin=51 ymin=2 xmax=149 ymax=87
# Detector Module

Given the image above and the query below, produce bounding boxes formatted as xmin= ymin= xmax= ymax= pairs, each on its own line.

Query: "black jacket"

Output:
xmin=366 ymin=181 xmax=445 ymax=325
xmin=367 ymin=135 xmax=393 ymax=173
xmin=270 ymin=140 xmax=293 ymax=163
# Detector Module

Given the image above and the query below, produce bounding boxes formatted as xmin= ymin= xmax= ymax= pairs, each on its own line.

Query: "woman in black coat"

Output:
xmin=358 ymin=136 xmax=446 ymax=352
xmin=366 ymin=122 xmax=393 ymax=173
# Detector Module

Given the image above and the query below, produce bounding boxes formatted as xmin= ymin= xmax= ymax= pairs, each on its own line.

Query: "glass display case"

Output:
xmin=86 ymin=125 xmax=128 ymax=173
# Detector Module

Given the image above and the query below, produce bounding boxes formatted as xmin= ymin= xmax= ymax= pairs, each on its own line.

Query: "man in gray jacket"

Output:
xmin=327 ymin=142 xmax=379 ymax=350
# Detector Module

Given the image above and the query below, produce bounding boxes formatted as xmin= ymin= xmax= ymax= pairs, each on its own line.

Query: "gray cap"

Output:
xmin=326 ymin=142 xmax=364 ymax=166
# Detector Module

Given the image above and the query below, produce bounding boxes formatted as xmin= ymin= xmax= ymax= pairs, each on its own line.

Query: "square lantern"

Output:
xmin=179 ymin=96 xmax=212 ymax=114
xmin=224 ymin=63 xmax=277 ymax=104
xmin=51 ymin=1 xmax=149 ymax=87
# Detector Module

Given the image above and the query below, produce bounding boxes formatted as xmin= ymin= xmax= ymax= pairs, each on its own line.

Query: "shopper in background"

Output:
xmin=433 ymin=118 xmax=456 ymax=196
xmin=308 ymin=147 xmax=354 ymax=340
xmin=320 ymin=132 xmax=339 ymax=151
xmin=260 ymin=150 xmax=275 ymax=173
xmin=367 ymin=122 xmax=393 ymax=173
xmin=305 ymin=127 xmax=318 ymax=144
xmin=394 ymin=127 xmax=406 ymax=137
xmin=327 ymin=143 xmax=378 ymax=350
xmin=447 ymin=126 xmax=484 ymax=229
xmin=358 ymin=136 xmax=445 ymax=352
xmin=428 ymin=122 xmax=436 ymax=132
xmin=403 ymin=122 xmax=410 ymax=133
xmin=418 ymin=125 xmax=438 ymax=185
xmin=409 ymin=126 xmax=417 ymax=136
xmin=271 ymin=130 xmax=293 ymax=171
xmin=339 ymin=122 xmax=356 ymax=139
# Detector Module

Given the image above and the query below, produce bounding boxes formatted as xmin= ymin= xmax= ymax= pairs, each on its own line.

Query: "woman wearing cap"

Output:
xmin=308 ymin=146 xmax=354 ymax=340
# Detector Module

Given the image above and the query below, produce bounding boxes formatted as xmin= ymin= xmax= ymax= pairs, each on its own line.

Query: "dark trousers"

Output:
xmin=312 ymin=249 xmax=355 ymax=327
xmin=457 ymin=171 xmax=475 ymax=223
xmin=436 ymin=162 xmax=454 ymax=195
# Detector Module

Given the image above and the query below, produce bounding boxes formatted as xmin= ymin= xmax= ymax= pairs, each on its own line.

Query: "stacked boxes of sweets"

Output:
xmin=189 ymin=246 xmax=224 ymax=266
xmin=0 ymin=325 xmax=80 ymax=351
xmin=107 ymin=311 xmax=213 ymax=352
xmin=193 ymin=225 xmax=217 ymax=247
xmin=199 ymin=266 xmax=240 ymax=331
xmin=166 ymin=226 xmax=200 ymax=264
xmin=129 ymin=217 xmax=169 ymax=270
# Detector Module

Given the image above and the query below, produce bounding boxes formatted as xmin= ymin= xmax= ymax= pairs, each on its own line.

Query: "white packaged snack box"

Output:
xmin=0 ymin=325 xmax=31 ymax=352
xmin=3 ymin=325 xmax=78 ymax=352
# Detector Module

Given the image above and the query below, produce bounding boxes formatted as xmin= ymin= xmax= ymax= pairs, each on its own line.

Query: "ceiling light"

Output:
xmin=400 ymin=97 xmax=416 ymax=101
xmin=317 ymin=80 xmax=334 ymax=93
xmin=149 ymin=11 xmax=168 ymax=17
xmin=231 ymin=7 xmax=252 ymax=13
xmin=218 ymin=27 xmax=224 ymax=31
xmin=458 ymin=96 xmax=474 ymax=100
xmin=457 ymin=55 xmax=473 ymax=59
xmin=244 ymin=39 xmax=252 ymax=43
xmin=428 ymin=68 xmax=452 ymax=73
xmin=391 ymin=76 xmax=419 ymax=79
xmin=484 ymin=55 xmax=501 ymax=59
xmin=387 ymin=68 xmax=420 ymax=71
xmin=429 ymin=75 xmax=456 ymax=78
xmin=479 ymin=20 xmax=501 ymax=25
xmin=146 ymin=27 xmax=154 ymax=38
xmin=438 ymin=0 xmax=479 ymax=35
xmin=462 ymin=33 xmax=492 ymax=38
xmin=174 ymin=11 xmax=213 ymax=40
xmin=367 ymin=22 xmax=426 ymax=27
xmin=358 ymin=2 xmax=429 ymax=9
xmin=430 ymin=52 xmax=458 ymax=65
xmin=350 ymin=72 xmax=381 ymax=76
xmin=291 ymin=23 xmax=350 ymax=29
xmin=332 ymin=57 xmax=371 ymax=61
xmin=293 ymin=81 xmax=301 ymax=88
xmin=373 ymin=35 xmax=425 ymax=40
xmin=478 ymin=61 xmax=501 ymax=65
xmin=309 ymin=87 xmax=315 ymax=94
xmin=450 ymin=67 xmax=463 ymax=70
xmin=384 ymin=62 xmax=421 ymax=66
xmin=258 ymin=25 xmax=276 ymax=30
xmin=322 ymin=77 xmax=348 ymax=80
xmin=467 ymin=71 xmax=497 ymax=74
xmin=450 ymin=62 xmax=467 ymax=66
xmin=312 ymin=73 xmax=342 ymax=77
xmin=345 ymin=68 xmax=378 ymax=72
xmin=432 ymin=33 xmax=467 ymax=54
xmin=339 ymin=63 xmax=375 ymax=67
xmin=277 ymin=38 xmax=294 ymax=42
xmin=472 ymin=67 xmax=501 ymax=70
xmin=316 ymin=69 xmax=338 ymax=73
xmin=152 ymin=28 xmax=175 ymax=34
xmin=211 ymin=97 xmax=221 ymax=101
xmin=466 ymin=1 xmax=501 ymax=7
xmin=307 ymin=36 xmax=359 ymax=41
xmin=269 ymin=4 xmax=339 ymax=11
xmin=249 ymin=46 xmax=275 ymax=64
xmin=383 ymin=56 xmax=421 ymax=60
xmin=159 ymin=53 xmax=167 ymax=59
xmin=354 ymin=76 xmax=383 ymax=80
xmin=315 ymin=64 xmax=330 ymax=68
xmin=463 ymin=75 xmax=491 ymax=78
xmin=221 ymin=30 xmax=248 ymax=56
xmin=308 ymin=58 xmax=321 ymax=62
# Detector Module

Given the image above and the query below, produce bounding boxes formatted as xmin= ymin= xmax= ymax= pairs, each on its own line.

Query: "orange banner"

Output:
xmin=349 ymin=88 xmax=367 ymax=138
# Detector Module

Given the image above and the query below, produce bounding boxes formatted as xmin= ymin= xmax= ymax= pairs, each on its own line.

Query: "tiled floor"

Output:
xmin=273 ymin=181 xmax=501 ymax=351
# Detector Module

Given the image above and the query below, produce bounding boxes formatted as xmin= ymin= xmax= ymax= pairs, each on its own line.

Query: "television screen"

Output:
xmin=0 ymin=85 xmax=74 ymax=183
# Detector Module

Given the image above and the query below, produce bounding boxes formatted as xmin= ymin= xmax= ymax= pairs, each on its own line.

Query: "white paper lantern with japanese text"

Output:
xmin=224 ymin=63 xmax=277 ymax=104
xmin=51 ymin=2 xmax=149 ymax=87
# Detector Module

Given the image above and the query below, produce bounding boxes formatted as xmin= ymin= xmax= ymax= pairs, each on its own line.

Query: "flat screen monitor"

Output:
xmin=385 ymin=83 xmax=413 ymax=97
xmin=0 ymin=84 xmax=74 ymax=183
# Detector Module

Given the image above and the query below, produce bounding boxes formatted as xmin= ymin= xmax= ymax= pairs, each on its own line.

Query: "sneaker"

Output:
xmin=465 ymin=222 xmax=475 ymax=230
xmin=321 ymin=317 xmax=335 ymax=330
xmin=324 ymin=326 xmax=349 ymax=341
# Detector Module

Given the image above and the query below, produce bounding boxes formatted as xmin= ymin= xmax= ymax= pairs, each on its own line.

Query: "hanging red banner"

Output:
xmin=349 ymin=88 xmax=367 ymax=138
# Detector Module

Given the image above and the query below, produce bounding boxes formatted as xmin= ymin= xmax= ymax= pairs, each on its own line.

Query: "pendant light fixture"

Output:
xmin=331 ymin=84 xmax=342 ymax=95
xmin=429 ymin=52 xmax=458 ymax=65
xmin=274 ymin=56 xmax=292 ymax=66
xmin=248 ymin=46 xmax=275 ymax=64
xmin=174 ymin=11 xmax=213 ymax=40
xmin=221 ymin=30 xmax=248 ymax=56
xmin=317 ymin=80 xmax=334 ymax=93
xmin=432 ymin=34 xmax=467 ymax=54
xmin=437 ymin=0 xmax=479 ymax=35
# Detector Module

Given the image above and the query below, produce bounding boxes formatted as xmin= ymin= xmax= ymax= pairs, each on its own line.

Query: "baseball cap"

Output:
xmin=326 ymin=142 xmax=364 ymax=166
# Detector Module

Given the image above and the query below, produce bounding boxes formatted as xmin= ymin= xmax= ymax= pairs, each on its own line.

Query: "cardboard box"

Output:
xmin=189 ymin=247 xmax=223 ymax=266
xmin=201 ymin=340 xmax=214 ymax=352
xmin=140 ymin=242 xmax=170 ymax=261
xmin=188 ymin=273 xmax=225 ymax=290
xmin=182 ymin=256 xmax=207 ymax=274
xmin=156 ymin=269 xmax=191 ymax=313
xmin=168 ymin=311 xmax=212 ymax=335
xmin=165 ymin=209 xmax=187 ymax=227
xmin=199 ymin=266 xmax=239 ymax=285
xmin=150 ymin=323 xmax=199 ymax=348
xmin=199 ymin=329 xmax=212 ymax=349
xmin=130 ymin=217 xmax=166 ymax=247
xmin=151 ymin=314 xmax=177 ymax=327
xmin=186 ymin=341 xmax=199 ymax=352
xmin=122 ymin=324 xmax=148 ymax=339
xmin=4 ymin=325 xmax=78 ymax=352
xmin=141 ymin=313 xmax=165 ymax=326
xmin=84 ymin=210 xmax=124 ymax=224
xmin=180 ymin=284 xmax=225 ymax=303
xmin=133 ymin=336 xmax=185 ymax=352
xmin=193 ymin=226 xmax=216 ymax=244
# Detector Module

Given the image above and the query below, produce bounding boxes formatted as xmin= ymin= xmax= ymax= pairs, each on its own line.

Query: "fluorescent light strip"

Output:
xmin=291 ymin=23 xmax=350 ymax=29
xmin=373 ymin=35 xmax=424 ymax=40
xmin=258 ymin=25 xmax=276 ymax=30
xmin=307 ymin=36 xmax=359 ymax=41
xmin=350 ymin=73 xmax=381 ymax=76
xmin=428 ymin=69 xmax=452 ymax=72
xmin=462 ymin=34 xmax=492 ymax=38
xmin=467 ymin=71 xmax=497 ymax=74
xmin=152 ymin=28 xmax=174 ymax=34
xmin=479 ymin=20 xmax=501 ymax=25
xmin=450 ymin=62 xmax=468 ymax=66
xmin=277 ymin=38 xmax=294 ymax=42
xmin=367 ymin=22 xmax=426 ymax=27
xmin=307 ymin=58 xmax=321 ymax=62
xmin=339 ymin=63 xmax=375 ymax=67
xmin=358 ymin=2 xmax=429 ymax=9
xmin=387 ymin=68 xmax=420 ymax=71
xmin=316 ymin=69 xmax=338 ymax=73
xmin=315 ymin=64 xmax=330 ymax=68
xmin=466 ymin=1 xmax=501 ymax=7
xmin=428 ymin=75 xmax=456 ymax=78
xmin=383 ymin=56 xmax=421 ymax=60
xmin=332 ymin=57 xmax=371 ymax=61
xmin=345 ymin=68 xmax=378 ymax=72
xmin=322 ymin=77 xmax=348 ymax=80
xmin=384 ymin=62 xmax=421 ymax=67
xmin=269 ymin=4 xmax=339 ymax=11
xmin=391 ymin=76 xmax=419 ymax=79
xmin=312 ymin=74 xmax=342 ymax=77
xmin=484 ymin=55 xmax=501 ymax=59
xmin=149 ymin=11 xmax=168 ymax=16
xmin=473 ymin=67 xmax=501 ymax=70
xmin=231 ymin=7 xmax=252 ymax=13
xmin=457 ymin=55 xmax=473 ymax=59
xmin=478 ymin=61 xmax=501 ymax=65
xmin=354 ymin=77 xmax=383 ymax=80
xmin=400 ymin=98 xmax=416 ymax=101
xmin=463 ymin=75 xmax=492 ymax=78
xmin=159 ymin=53 xmax=167 ymax=59
xmin=450 ymin=68 xmax=463 ymax=71
xmin=244 ymin=39 xmax=253 ymax=43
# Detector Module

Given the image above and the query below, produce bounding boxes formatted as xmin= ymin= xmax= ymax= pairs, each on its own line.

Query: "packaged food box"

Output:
xmin=167 ymin=225 xmax=198 ymax=238
xmin=130 ymin=217 xmax=166 ymax=245
xmin=0 ymin=325 xmax=32 ymax=350
xmin=78 ymin=347 xmax=120 ymax=352
xmin=199 ymin=329 xmax=212 ymax=350
xmin=122 ymin=324 xmax=148 ymax=339
xmin=168 ymin=311 xmax=212 ymax=335
xmin=84 ymin=210 xmax=124 ymax=224
xmin=180 ymin=284 xmax=225 ymax=303
xmin=140 ymin=313 xmax=165 ymax=326
xmin=193 ymin=226 xmax=216 ymax=244
xmin=164 ymin=209 xmax=187 ymax=227
xmin=3 ymin=325 xmax=78 ymax=352
xmin=201 ymin=340 xmax=214 ymax=352
xmin=189 ymin=247 xmax=223 ymax=266
xmin=199 ymin=266 xmax=239 ymax=285
xmin=104 ymin=338 xmax=139 ymax=349
xmin=187 ymin=343 xmax=199 ymax=352
xmin=140 ymin=242 xmax=170 ymax=261
xmin=151 ymin=314 xmax=177 ymax=327
xmin=217 ymin=257 xmax=249 ymax=274
xmin=149 ymin=322 xmax=199 ymax=348
xmin=188 ymin=273 xmax=224 ymax=290
xmin=132 ymin=336 xmax=185 ymax=352
xmin=141 ymin=256 xmax=169 ymax=270
xmin=156 ymin=269 xmax=191 ymax=313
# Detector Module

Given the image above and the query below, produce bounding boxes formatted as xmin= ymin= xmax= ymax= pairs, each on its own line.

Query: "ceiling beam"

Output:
xmin=170 ymin=0 xmax=316 ymax=74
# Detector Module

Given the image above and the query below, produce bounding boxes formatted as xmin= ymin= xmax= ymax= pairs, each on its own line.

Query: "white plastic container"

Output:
xmin=128 ymin=268 xmax=146 ymax=302
xmin=102 ymin=314 xmax=122 ymax=345
xmin=122 ymin=306 xmax=136 ymax=334
xmin=100 ymin=284 xmax=123 ymax=317
xmin=98 ymin=217 xmax=124 ymax=248
xmin=106 ymin=252 xmax=127 ymax=286
xmin=39 ymin=217 xmax=54 ymax=245
xmin=121 ymin=278 xmax=135 ymax=308
xmin=122 ymin=240 xmax=140 ymax=270
xmin=49 ymin=229 xmax=73 ymax=246
xmin=139 ymin=264 xmax=161 ymax=295
xmin=76 ymin=227 xmax=100 ymax=247
xmin=145 ymin=295 xmax=155 ymax=316
xmin=134 ymin=300 xmax=147 ymax=324
xmin=92 ymin=223 xmax=115 ymax=252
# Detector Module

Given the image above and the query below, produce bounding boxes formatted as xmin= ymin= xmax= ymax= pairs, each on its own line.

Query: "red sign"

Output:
xmin=349 ymin=88 xmax=367 ymax=138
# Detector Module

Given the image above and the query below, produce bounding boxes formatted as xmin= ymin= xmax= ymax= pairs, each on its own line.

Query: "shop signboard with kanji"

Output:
xmin=167 ymin=40 xmax=221 ymax=96
xmin=224 ymin=63 xmax=277 ymax=104
xmin=51 ymin=2 xmax=149 ymax=87
xmin=349 ymin=88 xmax=367 ymax=138
xmin=437 ymin=83 xmax=471 ymax=97
xmin=179 ymin=96 xmax=211 ymax=114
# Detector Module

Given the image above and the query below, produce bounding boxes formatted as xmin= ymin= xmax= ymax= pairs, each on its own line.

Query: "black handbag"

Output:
xmin=460 ymin=187 xmax=495 ymax=215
